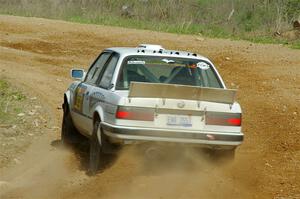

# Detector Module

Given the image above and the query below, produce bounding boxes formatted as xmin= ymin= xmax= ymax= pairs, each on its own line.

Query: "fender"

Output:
xmin=63 ymin=82 xmax=81 ymax=110
xmin=64 ymin=90 xmax=71 ymax=105
xmin=63 ymin=91 xmax=71 ymax=113
xmin=93 ymin=105 xmax=105 ymax=144
xmin=93 ymin=105 xmax=105 ymax=124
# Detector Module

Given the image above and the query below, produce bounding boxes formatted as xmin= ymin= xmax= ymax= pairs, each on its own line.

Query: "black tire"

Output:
xmin=88 ymin=120 xmax=104 ymax=175
xmin=61 ymin=103 xmax=80 ymax=144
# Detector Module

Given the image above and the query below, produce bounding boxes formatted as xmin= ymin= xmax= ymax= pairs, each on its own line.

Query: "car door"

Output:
xmin=71 ymin=52 xmax=112 ymax=135
xmin=88 ymin=53 xmax=120 ymax=127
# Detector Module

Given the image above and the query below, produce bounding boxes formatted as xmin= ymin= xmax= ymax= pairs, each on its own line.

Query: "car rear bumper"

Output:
xmin=101 ymin=122 xmax=243 ymax=148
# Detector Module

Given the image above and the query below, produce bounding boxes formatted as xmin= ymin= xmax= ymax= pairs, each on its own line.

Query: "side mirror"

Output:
xmin=70 ymin=69 xmax=85 ymax=81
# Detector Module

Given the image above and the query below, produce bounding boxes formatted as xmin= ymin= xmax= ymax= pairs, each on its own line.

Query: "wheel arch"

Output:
xmin=93 ymin=105 xmax=105 ymax=124
xmin=63 ymin=91 xmax=71 ymax=112
xmin=92 ymin=107 xmax=105 ymax=145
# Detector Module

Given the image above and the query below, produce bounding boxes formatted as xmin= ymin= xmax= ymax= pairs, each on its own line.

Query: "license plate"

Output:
xmin=167 ymin=115 xmax=192 ymax=127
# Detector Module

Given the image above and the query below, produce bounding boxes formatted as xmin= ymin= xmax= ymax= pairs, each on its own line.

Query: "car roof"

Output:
xmin=105 ymin=46 xmax=210 ymax=61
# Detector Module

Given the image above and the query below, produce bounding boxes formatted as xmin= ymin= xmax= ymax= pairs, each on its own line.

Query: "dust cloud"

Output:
xmin=83 ymin=144 xmax=253 ymax=199
xmin=0 ymin=136 xmax=88 ymax=199
xmin=0 ymin=139 xmax=249 ymax=199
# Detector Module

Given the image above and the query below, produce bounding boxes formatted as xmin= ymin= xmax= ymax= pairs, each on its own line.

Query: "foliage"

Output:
xmin=0 ymin=0 xmax=299 ymax=46
xmin=0 ymin=79 xmax=26 ymax=123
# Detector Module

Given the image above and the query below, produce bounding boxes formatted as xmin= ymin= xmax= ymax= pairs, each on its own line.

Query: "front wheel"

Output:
xmin=61 ymin=104 xmax=80 ymax=144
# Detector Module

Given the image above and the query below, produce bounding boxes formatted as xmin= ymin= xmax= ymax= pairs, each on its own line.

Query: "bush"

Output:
xmin=0 ymin=0 xmax=299 ymax=45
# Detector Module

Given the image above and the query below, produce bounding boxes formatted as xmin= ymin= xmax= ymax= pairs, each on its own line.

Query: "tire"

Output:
xmin=61 ymin=103 xmax=80 ymax=144
xmin=88 ymin=120 xmax=104 ymax=175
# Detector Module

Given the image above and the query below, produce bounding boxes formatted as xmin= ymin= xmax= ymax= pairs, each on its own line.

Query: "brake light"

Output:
xmin=116 ymin=106 xmax=154 ymax=121
xmin=205 ymin=112 xmax=241 ymax=126
xmin=116 ymin=111 xmax=130 ymax=119
xmin=227 ymin=118 xmax=241 ymax=126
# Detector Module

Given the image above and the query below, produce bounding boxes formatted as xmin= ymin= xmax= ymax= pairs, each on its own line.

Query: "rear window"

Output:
xmin=116 ymin=56 xmax=222 ymax=90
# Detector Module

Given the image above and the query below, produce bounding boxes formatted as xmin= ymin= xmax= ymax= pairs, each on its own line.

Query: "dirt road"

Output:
xmin=0 ymin=15 xmax=299 ymax=199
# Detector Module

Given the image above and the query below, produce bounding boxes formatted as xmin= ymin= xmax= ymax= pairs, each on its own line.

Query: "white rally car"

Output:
xmin=62 ymin=44 xmax=243 ymax=173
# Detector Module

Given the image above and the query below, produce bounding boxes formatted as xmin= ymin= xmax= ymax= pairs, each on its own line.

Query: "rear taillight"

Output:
xmin=205 ymin=112 xmax=241 ymax=126
xmin=116 ymin=106 xmax=154 ymax=121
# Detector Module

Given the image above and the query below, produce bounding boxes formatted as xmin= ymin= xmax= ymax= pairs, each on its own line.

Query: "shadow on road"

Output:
xmin=51 ymin=139 xmax=118 ymax=175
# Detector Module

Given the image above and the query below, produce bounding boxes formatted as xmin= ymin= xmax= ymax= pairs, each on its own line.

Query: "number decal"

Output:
xmin=73 ymin=84 xmax=87 ymax=113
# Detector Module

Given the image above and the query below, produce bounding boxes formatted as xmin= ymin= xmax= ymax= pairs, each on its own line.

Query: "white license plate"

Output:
xmin=167 ymin=115 xmax=192 ymax=127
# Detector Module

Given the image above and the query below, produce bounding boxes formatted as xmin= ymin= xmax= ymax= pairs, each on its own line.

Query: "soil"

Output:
xmin=0 ymin=15 xmax=299 ymax=199
xmin=0 ymin=80 xmax=50 ymax=168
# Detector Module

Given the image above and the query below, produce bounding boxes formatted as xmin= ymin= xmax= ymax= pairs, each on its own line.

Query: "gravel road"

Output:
xmin=0 ymin=15 xmax=299 ymax=199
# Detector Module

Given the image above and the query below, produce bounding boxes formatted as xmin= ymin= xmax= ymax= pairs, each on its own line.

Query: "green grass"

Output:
xmin=290 ymin=41 xmax=300 ymax=49
xmin=67 ymin=15 xmax=231 ymax=38
xmin=65 ymin=15 xmax=299 ymax=48
xmin=0 ymin=8 xmax=299 ymax=49
xmin=0 ymin=79 xmax=26 ymax=123
xmin=244 ymin=35 xmax=300 ymax=49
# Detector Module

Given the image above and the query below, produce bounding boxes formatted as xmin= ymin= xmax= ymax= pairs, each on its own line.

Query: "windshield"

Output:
xmin=116 ymin=56 xmax=222 ymax=90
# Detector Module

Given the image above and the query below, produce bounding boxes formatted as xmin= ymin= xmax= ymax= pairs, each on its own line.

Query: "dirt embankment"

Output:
xmin=0 ymin=15 xmax=299 ymax=199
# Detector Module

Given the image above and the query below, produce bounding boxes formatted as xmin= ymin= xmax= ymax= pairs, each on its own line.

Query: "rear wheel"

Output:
xmin=88 ymin=119 xmax=104 ymax=175
xmin=61 ymin=103 xmax=80 ymax=144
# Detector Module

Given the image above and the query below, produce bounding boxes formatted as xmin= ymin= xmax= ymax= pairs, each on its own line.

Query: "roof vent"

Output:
xmin=138 ymin=44 xmax=164 ymax=51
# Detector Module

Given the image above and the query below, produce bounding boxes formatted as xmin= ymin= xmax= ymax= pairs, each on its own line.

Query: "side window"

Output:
xmin=99 ymin=54 xmax=119 ymax=89
xmin=85 ymin=52 xmax=111 ymax=84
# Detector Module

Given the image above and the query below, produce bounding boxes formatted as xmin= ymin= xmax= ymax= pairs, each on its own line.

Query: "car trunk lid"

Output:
xmin=116 ymin=82 xmax=240 ymax=131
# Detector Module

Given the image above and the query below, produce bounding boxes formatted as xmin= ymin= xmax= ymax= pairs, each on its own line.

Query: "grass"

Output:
xmin=1 ymin=11 xmax=299 ymax=49
xmin=290 ymin=41 xmax=300 ymax=49
xmin=67 ymin=14 xmax=230 ymax=37
xmin=0 ymin=0 xmax=299 ymax=49
xmin=65 ymin=14 xmax=300 ymax=49
xmin=248 ymin=36 xmax=300 ymax=49
xmin=0 ymin=79 xmax=26 ymax=124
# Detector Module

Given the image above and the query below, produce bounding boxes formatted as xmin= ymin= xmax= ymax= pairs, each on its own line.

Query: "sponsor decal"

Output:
xmin=162 ymin=58 xmax=175 ymax=64
xmin=89 ymin=92 xmax=105 ymax=111
xmin=197 ymin=62 xmax=210 ymax=70
xmin=127 ymin=60 xmax=145 ymax=65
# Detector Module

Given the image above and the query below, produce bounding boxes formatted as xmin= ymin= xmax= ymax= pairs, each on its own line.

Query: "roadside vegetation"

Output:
xmin=0 ymin=0 xmax=299 ymax=48
xmin=0 ymin=79 xmax=45 ymax=168
xmin=0 ymin=79 xmax=26 ymax=124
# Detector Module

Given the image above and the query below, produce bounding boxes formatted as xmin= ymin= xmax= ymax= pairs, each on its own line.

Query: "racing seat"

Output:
xmin=127 ymin=70 xmax=146 ymax=83
xmin=125 ymin=64 xmax=147 ymax=84
xmin=169 ymin=67 xmax=195 ymax=85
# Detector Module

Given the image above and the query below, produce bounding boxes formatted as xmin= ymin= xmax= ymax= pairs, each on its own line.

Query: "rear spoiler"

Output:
xmin=128 ymin=82 xmax=237 ymax=104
